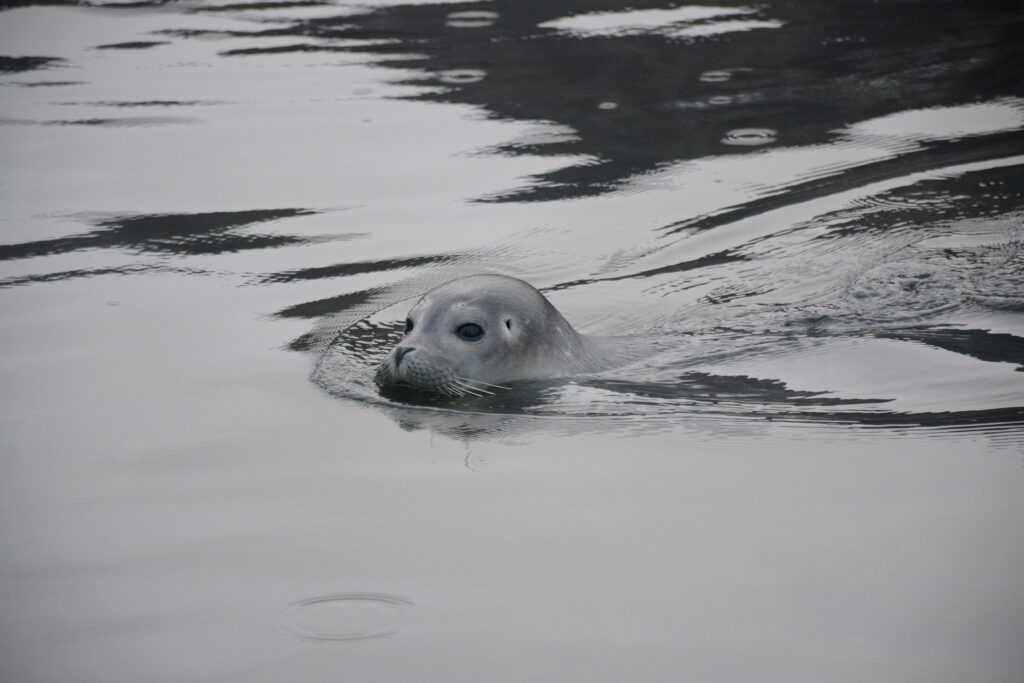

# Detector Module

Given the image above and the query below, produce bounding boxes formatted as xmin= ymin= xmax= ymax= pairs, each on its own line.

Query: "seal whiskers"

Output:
xmin=454 ymin=376 xmax=510 ymax=392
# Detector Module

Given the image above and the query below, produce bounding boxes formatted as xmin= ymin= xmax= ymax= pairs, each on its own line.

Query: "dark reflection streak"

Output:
xmin=663 ymin=131 xmax=1024 ymax=236
xmin=767 ymin=406 xmax=1024 ymax=429
xmin=55 ymin=101 xmax=217 ymax=107
xmin=39 ymin=117 xmax=197 ymax=127
xmin=94 ymin=41 xmax=169 ymax=50
xmin=84 ymin=0 xmax=190 ymax=8
xmin=153 ymin=29 xmax=247 ymax=40
xmin=274 ymin=289 xmax=378 ymax=319
xmin=547 ymin=250 xmax=743 ymax=291
xmin=875 ymin=327 xmax=1024 ymax=367
xmin=583 ymin=372 xmax=889 ymax=407
xmin=193 ymin=1 xmax=335 ymax=12
xmin=220 ymin=44 xmax=347 ymax=57
xmin=0 ymin=56 xmax=66 ymax=74
xmin=2 ymin=81 xmax=86 ymax=88
xmin=259 ymin=254 xmax=456 ymax=284
xmin=287 ymin=333 xmax=317 ymax=353
xmin=0 ymin=265 xmax=178 ymax=288
xmin=0 ymin=209 xmax=318 ymax=260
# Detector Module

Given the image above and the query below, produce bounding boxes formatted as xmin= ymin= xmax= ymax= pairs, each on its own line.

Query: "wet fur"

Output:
xmin=374 ymin=275 xmax=639 ymax=396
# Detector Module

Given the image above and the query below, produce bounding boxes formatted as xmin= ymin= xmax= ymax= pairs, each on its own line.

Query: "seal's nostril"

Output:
xmin=394 ymin=346 xmax=415 ymax=365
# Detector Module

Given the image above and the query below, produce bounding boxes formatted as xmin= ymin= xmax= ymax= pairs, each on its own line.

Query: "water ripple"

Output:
xmin=275 ymin=594 xmax=417 ymax=642
xmin=721 ymin=128 xmax=777 ymax=146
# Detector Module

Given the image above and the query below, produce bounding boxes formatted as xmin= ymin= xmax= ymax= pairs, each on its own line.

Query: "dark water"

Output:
xmin=299 ymin=0 xmax=1024 ymax=430
xmin=3 ymin=0 xmax=1023 ymax=430
xmin=2 ymin=2 xmax=1023 ymax=682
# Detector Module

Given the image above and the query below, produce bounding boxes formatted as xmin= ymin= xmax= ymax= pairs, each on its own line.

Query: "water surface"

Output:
xmin=2 ymin=1 xmax=1023 ymax=682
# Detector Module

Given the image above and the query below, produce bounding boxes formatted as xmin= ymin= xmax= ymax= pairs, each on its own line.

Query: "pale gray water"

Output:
xmin=2 ymin=2 xmax=1023 ymax=682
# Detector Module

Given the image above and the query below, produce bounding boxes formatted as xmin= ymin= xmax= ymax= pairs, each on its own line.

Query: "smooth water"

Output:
xmin=2 ymin=2 xmax=1023 ymax=682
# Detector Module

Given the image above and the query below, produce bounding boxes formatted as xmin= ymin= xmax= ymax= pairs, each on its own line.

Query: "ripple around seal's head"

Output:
xmin=275 ymin=594 xmax=417 ymax=642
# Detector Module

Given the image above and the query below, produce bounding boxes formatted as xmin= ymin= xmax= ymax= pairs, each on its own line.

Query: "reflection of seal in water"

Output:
xmin=374 ymin=274 xmax=638 ymax=396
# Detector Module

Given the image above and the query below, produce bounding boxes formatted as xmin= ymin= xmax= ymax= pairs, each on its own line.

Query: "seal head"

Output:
xmin=374 ymin=275 xmax=612 ymax=396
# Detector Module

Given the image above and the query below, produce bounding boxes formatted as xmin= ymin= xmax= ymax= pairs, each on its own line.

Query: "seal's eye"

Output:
xmin=456 ymin=323 xmax=484 ymax=341
xmin=404 ymin=318 xmax=413 ymax=334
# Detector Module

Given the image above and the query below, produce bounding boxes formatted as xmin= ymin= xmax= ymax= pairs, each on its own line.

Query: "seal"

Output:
xmin=374 ymin=274 xmax=637 ymax=396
